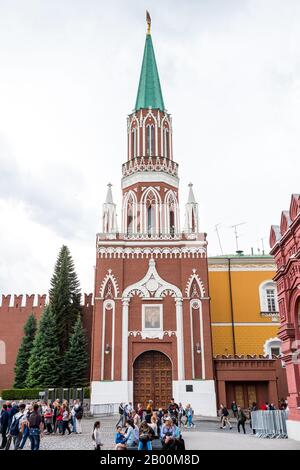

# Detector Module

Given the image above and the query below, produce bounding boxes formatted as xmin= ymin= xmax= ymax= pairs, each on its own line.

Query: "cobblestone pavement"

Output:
xmin=17 ymin=417 xmax=300 ymax=451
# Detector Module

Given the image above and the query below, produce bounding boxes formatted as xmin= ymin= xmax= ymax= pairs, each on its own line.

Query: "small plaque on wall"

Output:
xmin=186 ymin=385 xmax=193 ymax=392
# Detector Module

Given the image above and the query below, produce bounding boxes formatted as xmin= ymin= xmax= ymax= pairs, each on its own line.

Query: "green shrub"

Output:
xmin=1 ymin=387 xmax=90 ymax=401
xmin=1 ymin=388 xmax=41 ymax=400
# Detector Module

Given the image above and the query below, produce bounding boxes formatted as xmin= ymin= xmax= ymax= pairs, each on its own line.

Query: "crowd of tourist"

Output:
xmin=0 ymin=399 xmax=83 ymax=450
xmin=1 ymin=396 xmax=289 ymax=450
xmin=112 ymin=398 xmax=188 ymax=450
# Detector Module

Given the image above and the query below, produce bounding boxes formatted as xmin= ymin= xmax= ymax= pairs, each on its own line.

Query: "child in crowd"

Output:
xmin=92 ymin=421 xmax=103 ymax=450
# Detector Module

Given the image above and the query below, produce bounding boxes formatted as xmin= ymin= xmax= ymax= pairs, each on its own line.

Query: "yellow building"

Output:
xmin=208 ymin=255 xmax=281 ymax=357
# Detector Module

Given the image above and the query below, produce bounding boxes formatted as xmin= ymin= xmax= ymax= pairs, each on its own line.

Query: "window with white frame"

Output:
xmin=259 ymin=281 xmax=279 ymax=314
xmin=263 ymin=337 xmax=282 ymax=358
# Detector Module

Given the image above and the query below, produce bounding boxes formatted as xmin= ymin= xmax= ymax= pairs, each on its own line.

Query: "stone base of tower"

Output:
xmin=286 ymin=420 xmax=300 ymax=442
xmin=172 ymin=380 xmax=217 ymax=417
xmin=90 ymin=381 xmax=133 ymax=414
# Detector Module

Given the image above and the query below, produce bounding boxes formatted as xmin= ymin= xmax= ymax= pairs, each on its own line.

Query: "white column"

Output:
xmin=121 ymin=298 xmax=130 ymax=381
xmin=189 ymin=301 xmax=195 ymax=380
xmin=175 ymin=298 xmax=184 ymax=380
xmin=111 ymin=301 xmax=115 ymax=381
xmin=101 ymin=303 xmax=106 ymax=381
xmin=199 ymin=302 xmax=206 ymax=380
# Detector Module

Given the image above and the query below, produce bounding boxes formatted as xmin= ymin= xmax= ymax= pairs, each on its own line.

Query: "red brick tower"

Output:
xmin=270 ymin=194 xmax=300 ymax=441
xmin=90 ymin=14 xmax=216 ymax=415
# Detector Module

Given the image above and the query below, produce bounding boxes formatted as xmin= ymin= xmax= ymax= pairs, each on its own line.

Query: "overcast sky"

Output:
xmin=0 ymin=0 xmax=299 ymax=295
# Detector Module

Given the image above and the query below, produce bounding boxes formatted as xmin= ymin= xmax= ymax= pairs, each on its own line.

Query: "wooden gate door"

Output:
xmin=133 ymin=351 xmax=172 ymax=409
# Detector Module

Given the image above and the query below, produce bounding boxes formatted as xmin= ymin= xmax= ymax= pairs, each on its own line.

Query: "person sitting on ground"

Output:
xmin=149 ymin=415 xmax=158 ymax=438
xmin=162 ymin=410 xmax=169 ymax=423
xmin=124 ymin=419 xmax=136 ymax=448
xmin=172 ymin=417 xmax=185 ymax=450
xmin=115 ymin=425 xmax=127 ymax=450
xmin=138 ymin=421 xmax=154 ymax=451
xmin=145 ymin=401 xmax=153 ymax=424
xmin=92 ymin=421 xmax=103 ymax=450
xmin=161 ymin=417 xmax=176 ymax=450
xmin=168 ymin=398 xmax=179 ymax=424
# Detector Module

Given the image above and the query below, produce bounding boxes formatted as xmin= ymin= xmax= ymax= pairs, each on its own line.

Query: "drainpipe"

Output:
xmin=228 ymin=258 xmax=236 ymax=355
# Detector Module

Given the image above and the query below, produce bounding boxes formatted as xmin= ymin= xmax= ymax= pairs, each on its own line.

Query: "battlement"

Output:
xmin=0 ymin=293 xmax=94 ymax=310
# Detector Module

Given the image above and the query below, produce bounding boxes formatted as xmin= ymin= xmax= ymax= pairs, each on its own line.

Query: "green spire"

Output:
xmin=134 ymin=33 xmax=165 ymax=112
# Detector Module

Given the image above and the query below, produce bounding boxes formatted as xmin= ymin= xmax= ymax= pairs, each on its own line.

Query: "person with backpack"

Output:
xmin=237 ymin=406 xmax=247 ymax=434
xmin=178 ymin=402 xmax=186 ymax=427
xmin=231 ymin=401 xmax=238 ymax=418
xmin=28 ymin=403 xmax=44 ymax=451
xmin=9 ymin=403 xmax=27 ymax=450
xmin=74 ymin=401 xmax=83 ymax=434
xmin=19 ymin=404 xmax=32 ymax=450
xmin=92 ymin=421 xmax=103 ymax=450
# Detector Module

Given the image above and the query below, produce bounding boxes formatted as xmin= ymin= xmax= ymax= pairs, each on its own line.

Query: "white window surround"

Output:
xmin=0 ymin=340 xmax=6 ymax=364
xmin=259 ymin=280 xmax=279 ymax=314
xmin=142 ymin=304 xmax=163 ymax=339
xmin=263 ymin=337 xmax=282 ymax=358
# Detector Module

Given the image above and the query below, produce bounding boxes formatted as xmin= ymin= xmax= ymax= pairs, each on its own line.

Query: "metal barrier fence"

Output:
xmin=251 ymin=410 xmax=288 ymax=438
xmin=90 ymin=403 xmax=119 ymax=416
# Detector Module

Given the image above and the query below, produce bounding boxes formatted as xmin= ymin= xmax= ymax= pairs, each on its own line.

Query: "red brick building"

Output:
xmin=270 ymin=193 xmax=300 ymax=441
xmin=90 ymin=22 xmax=216 ymax=416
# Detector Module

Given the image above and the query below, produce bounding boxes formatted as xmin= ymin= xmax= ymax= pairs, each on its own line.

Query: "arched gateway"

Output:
xmin=133 ymin=350 xmax=172 ymax=409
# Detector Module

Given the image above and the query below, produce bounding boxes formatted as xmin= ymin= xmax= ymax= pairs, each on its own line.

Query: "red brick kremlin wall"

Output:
xmin=0 ymin=294 xmax=93 ymax=391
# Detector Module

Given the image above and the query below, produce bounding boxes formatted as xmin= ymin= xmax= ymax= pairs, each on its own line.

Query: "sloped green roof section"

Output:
xmin=134 ymin=34 xmax=165 ymax=112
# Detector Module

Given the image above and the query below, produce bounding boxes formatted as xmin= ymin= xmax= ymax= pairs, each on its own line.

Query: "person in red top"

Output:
xmin=55 ymin=405 xmax=63 ymax=434
xmin=261 ymin=402 xmax=269 ymax=411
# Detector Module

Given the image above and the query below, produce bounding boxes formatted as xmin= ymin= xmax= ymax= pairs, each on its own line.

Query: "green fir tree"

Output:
xmin=49 ymin=245 xmax=81 ymax=354
xmin=63 ymin=316 xmax=88 ymax=387
xmin=26 ymin=305 xmax=61 ymax=388
xmin=14 ymin=314 xmax=37 ymax=388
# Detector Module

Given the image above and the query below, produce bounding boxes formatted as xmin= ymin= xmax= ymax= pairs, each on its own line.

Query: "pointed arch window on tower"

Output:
xmin=126 ymin=194 xmax=135 ymax=235
xmin=146 ymin=124 xmax=155 ymax=156
xmin=163 ymin=127 xmax=170 ymax=159
xmin=147 ymin=204 xmax=155 ymax=235
xmin=169 ymin=209 xmax=175 ymax=237
xmin=131 ymin=127 xmax=138 ymax=159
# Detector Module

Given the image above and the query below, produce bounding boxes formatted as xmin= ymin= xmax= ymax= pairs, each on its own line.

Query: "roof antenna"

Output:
xmin=215 ymin=224 xmax=224 ymax=255
xmin=230 ymin=222 xmax=246 ymax=252
xmin=261 ymin=237 xmax=265 ymax=255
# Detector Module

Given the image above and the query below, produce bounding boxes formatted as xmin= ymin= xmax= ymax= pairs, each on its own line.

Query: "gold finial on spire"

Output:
xmin=146 ymin=10 xmax=151 ymax=34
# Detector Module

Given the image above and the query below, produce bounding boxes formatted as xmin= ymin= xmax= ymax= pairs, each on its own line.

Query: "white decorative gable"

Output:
xmin=122 ymin=259 xmax=182 ymax=299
